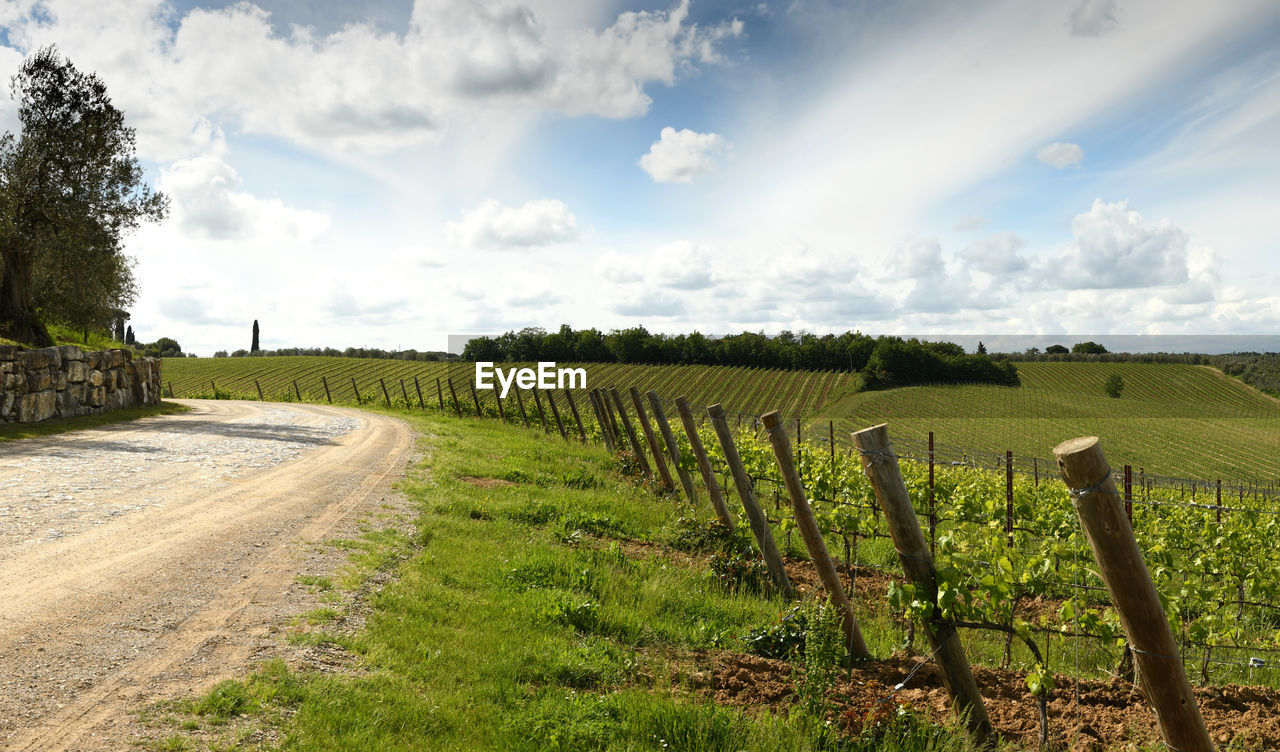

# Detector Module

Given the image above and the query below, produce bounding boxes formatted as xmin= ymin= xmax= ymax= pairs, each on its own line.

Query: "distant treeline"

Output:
xmin=462 ymin=326 xmax=1019 ymax=389
xmin=213 ymin=347 xmax=457 ymax=362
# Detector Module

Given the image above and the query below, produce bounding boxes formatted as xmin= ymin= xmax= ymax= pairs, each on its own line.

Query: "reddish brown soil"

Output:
xmin=709 ymin=651 xmax=1280 ymax=750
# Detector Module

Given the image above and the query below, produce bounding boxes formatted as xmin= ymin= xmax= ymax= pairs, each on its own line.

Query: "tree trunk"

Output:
xmin=0 ymin=248 xmax=53 ymax=347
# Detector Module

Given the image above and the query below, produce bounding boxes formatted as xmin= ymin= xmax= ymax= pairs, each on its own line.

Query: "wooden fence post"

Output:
xmin=564 ymin=389 xmax=587 ymax=441
xmin=435 ymin=377 xmax=445 ymax=410
xmin=588 ymin=390 xmax=613 ymax=449
xmin=255 ymin=380 xmax=264 ymax=401
xmin=609 ymin=388 xmax=652 ymax=477
xmin=446 ymin=378 xmax=462 ymax=417
xmin=707 ymin=404 xmax=793 ymax=597
xmin=1054 ymin=437 xmax=1213 ymax=752
xmin=322 ymin=376 xmax=333 ymax=404
xmin=513 ymin=387 xmax=531 ymax=428
xmin=211 ymin=379 xmax=216 ymax=394
xmin=1124 ymin=464 xmax=1133 ymax=524
xmin=600 ymin=389 xmax=623 ymax=445
xmin=648 ymin=391 xmax=697 ymax=504
xmin=763 ymin=411 xmax=869 ymax=658
xmin=295 ymin=379 xmax=303 ymax=402
xmin=629 ymin=387 xmax=674 ymax=492
xmin=544 ymin=389 xmax=569 ymax=439
xmin=351 ymin=377 xmax=361 ymax=403
xmin=494 ymin=389 xmax=506 ymax=421
xmin=413 ymin=377 xmax=424 ymax=409
xmin=928 ymin=431 xmax=936 ymax=558
xmin=469 ymin=380 xmax=482 ymax=416
xmin=676 ymin=397 xmax=734 ymax=527
xmin=853 ymin=423 xmax=993 ymax=746
xmin=531 ymin=387 xmax=550 ymax=431
xmin=380 ymin=378 xmax=391 ymax=407
xmin=168 ymin=381 xmax=173 ymax=398
xmin=400 ymin=379 xmax=410 ymax=405
xmin=1006 ymin=450 xmax=1014 ymax=549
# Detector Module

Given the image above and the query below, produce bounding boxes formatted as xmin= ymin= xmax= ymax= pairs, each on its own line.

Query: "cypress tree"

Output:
xmin=251 ymin=320 xmax=260 ymax=352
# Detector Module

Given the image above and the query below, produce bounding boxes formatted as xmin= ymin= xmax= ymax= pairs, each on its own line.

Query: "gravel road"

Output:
xmin=0 ymin=400 xmax=415 ymax=750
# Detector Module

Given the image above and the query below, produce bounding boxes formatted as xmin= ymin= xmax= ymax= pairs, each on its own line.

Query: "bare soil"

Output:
xmin=710 ymin=650 xmax=1280 ymax=750
xmin=0 ymin=399 xmax=415 ymax=751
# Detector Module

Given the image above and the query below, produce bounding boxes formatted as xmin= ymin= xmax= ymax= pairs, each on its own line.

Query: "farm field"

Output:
xmin=820 ymin=361 xmax=1280 ymax=480
xmin=162 ymin=356 xmax=857 ymax=423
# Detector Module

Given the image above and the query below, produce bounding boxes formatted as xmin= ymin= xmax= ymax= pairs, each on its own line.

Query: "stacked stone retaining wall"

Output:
xmin=0 ymin=345 xmax=162 ymax=423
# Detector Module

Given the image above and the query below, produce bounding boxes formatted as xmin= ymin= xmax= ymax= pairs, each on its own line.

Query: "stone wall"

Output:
xmin=0 ymin=345 xmax=162 ymax=423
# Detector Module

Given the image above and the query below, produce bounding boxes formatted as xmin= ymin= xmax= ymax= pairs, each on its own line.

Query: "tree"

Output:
xmin=976 ymin=341 xmax=987 ymax=355
xmin=1104 ymin=373 xmax=1124 ymax=398
xmin=0 ymin=47 xmax=167 ymax=346
xmin=1072 ymin=341 xmax=1108 ymax=355
xmin=124 ymin=325 xmax=135 ymax=345
xmin=251 ymin=319 xmax=260 ymax=352
xmin=142 ymin=337 xmax=183 ymax=358
xmin=1045 ymin=344 xmax=1069 ymax=354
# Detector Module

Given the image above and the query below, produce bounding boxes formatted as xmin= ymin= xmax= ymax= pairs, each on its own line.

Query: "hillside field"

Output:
xmin=162 ymin=356 xmax=1280 ymax=480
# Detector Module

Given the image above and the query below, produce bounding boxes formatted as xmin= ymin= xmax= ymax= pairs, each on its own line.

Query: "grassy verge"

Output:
xmin=0 ymin=400 xmax=189 ymax=442
xmin=146 ymin=409 xmax=972 ymax=752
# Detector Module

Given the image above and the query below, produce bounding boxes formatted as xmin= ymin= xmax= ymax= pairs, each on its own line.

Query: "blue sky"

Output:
xmin=0 ymin=0 xmax=1277 ymax=355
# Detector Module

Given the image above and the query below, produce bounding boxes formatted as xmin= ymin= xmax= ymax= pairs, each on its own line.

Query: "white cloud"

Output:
xmin=159 ymin=152 xmax=331 ymax=243
xmin=594 ymin=251 xmax=645 ymax=283
xmin=1046 ymin=199 xmax=1192 ymax=289
xmin=960 ymin=232 xmax=1029 ymax=275
xmin=447 ymin=198 xmax=579 ymax=249
xmin=638 ymin=127 xmax=729 ymax=183
xmin=651 ymin=240 xmax=715 ymax=289
xmin=0 ymin=0 xmax=743 ymax=159
xmin=1036 ymin=141 xmax=1084 ymax=168
xmin=611 ymin=289 xmax=685 ymax=317
xmin=1067 ymin=0 xmax=1120 ymax=37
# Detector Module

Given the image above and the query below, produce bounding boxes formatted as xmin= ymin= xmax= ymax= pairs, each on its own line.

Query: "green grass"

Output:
xmin=0 ymin=321 xmax=126 ymax=351
xmin=154 ymin=409 xmax=973 ymax=752
xmin=0 ymin=401 xmax=189 ymax=442
xmin=161 ymin=356 xmax=857 ymax=420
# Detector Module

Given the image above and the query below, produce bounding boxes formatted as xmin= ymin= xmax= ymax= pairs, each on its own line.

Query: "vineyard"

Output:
xmin=162 ymin=357 xmax=857 ymax=423
xmin=824 ymin=361 xmax=1280 ymax=479
xmin=154 ymin=357 xmax=1280 ymax=748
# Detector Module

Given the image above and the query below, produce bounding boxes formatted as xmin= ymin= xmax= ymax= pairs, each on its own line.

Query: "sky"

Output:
xmin=0 ymin=0 xmax=1278 ymax=355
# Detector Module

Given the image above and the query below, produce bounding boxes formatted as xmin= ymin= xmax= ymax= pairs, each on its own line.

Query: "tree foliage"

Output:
xmin=0 ymin=46 xmax=166 ymax=346
xmin=462 ymin=326 xmax=1020 ymax=388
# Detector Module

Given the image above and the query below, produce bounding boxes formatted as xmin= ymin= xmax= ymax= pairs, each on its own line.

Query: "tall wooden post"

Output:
xmin=413 ymin=377 xmax=424 ymax=409
xmin=494 ymin=389 xmax=506 ymax=421
xmin=563 ymin=389 xmax=588 ymax=441
xmin=600 ymin=389 xmax=623 ymax=444
xmin=255 ymin=380 xmax=264 ymax=401
xmin=322 ymin=376 xmax=333 ymax=404
xmin=588 ymin=390 xmax=614 ymax=449
xmin=435 ymin=377 xmax=445 ymax=410
xmin=351 ymin=377 xmax=362 ymax=404
xmin=294 ymin=379 xmax=303 ymax=401
xmin=853 ymin=423 xmax=993 ymax=746
xmin=400 ymin=379 xmax=410 ymax=405
xmin=513 ymin=387 xmax=531 ymax=428
xmin=629 ymin=387 xmax=674 ymax=492
xmin=544 ymin=389 xmax=569 ymax=439
xmin=1006 ymin=450 xmax=1014 ymax=548
xmin=610 ymin=388 xmax=652 ymax=478
xmin=379 ymin=378 xmax=391 ymax=407
xmin=446 ymin=378 xmax=461 ymax=417
xmin=676 ymin=397 xmax=733 ymax=527
xmin=1054 ymin=436 xmax=1212 ymax=752
xmin=928 ymin=431 xmax=936 ymax=558
xmin=763 ymin=411 xmax=869 ymax=658
xmin=531 ymin=387 xmax=550 ymax=431
xmin=1124 ymin=464 xmax=1133 ymax=523
xmin=707 ymin=404 xmax=793 ymax=597
xmin=168 ymin=381 xmax=174 ymax=398
xmin=469 ymin=380 xmax=482 ymax=415
xmin=648 ymin=391 xmax=697 ymax=504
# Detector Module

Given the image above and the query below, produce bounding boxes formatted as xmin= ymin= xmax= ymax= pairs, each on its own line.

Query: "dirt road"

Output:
xmin=0 ymin=400 xmax=415 ymax=750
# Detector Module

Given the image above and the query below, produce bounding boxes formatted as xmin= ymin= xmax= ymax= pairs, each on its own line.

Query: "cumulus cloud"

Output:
xmin=594 ymin=251 xmax=645 ymax=283
xmin=960 ymin=232 xmax=1029 ymax=275
xmin=638 ymin=127 xmax=729 ymax=183
xmin=893 ymin=238 xmax=1008 ymax=313
xmin=611 ymin=289 xmax=685 ymax=317
xmin=1046 ymin=199 xmax=1191 ymax=289
xmin=651 ymin=240 xmax=715 ymax=289
xmin=447 ymin=198 xmax=579 ymax=248
xmin=159 ymin=152 xmax=331 ymax=242
xmin=1067 ymin=0 xmax=1120 ymax=37
xmin=0 ymin=0 xmax=743 ymax=158
xmin=157 ymin=295 xmax=236 ymax=326
xmin=1036 ymin=141 xmax=1084 ymax=168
